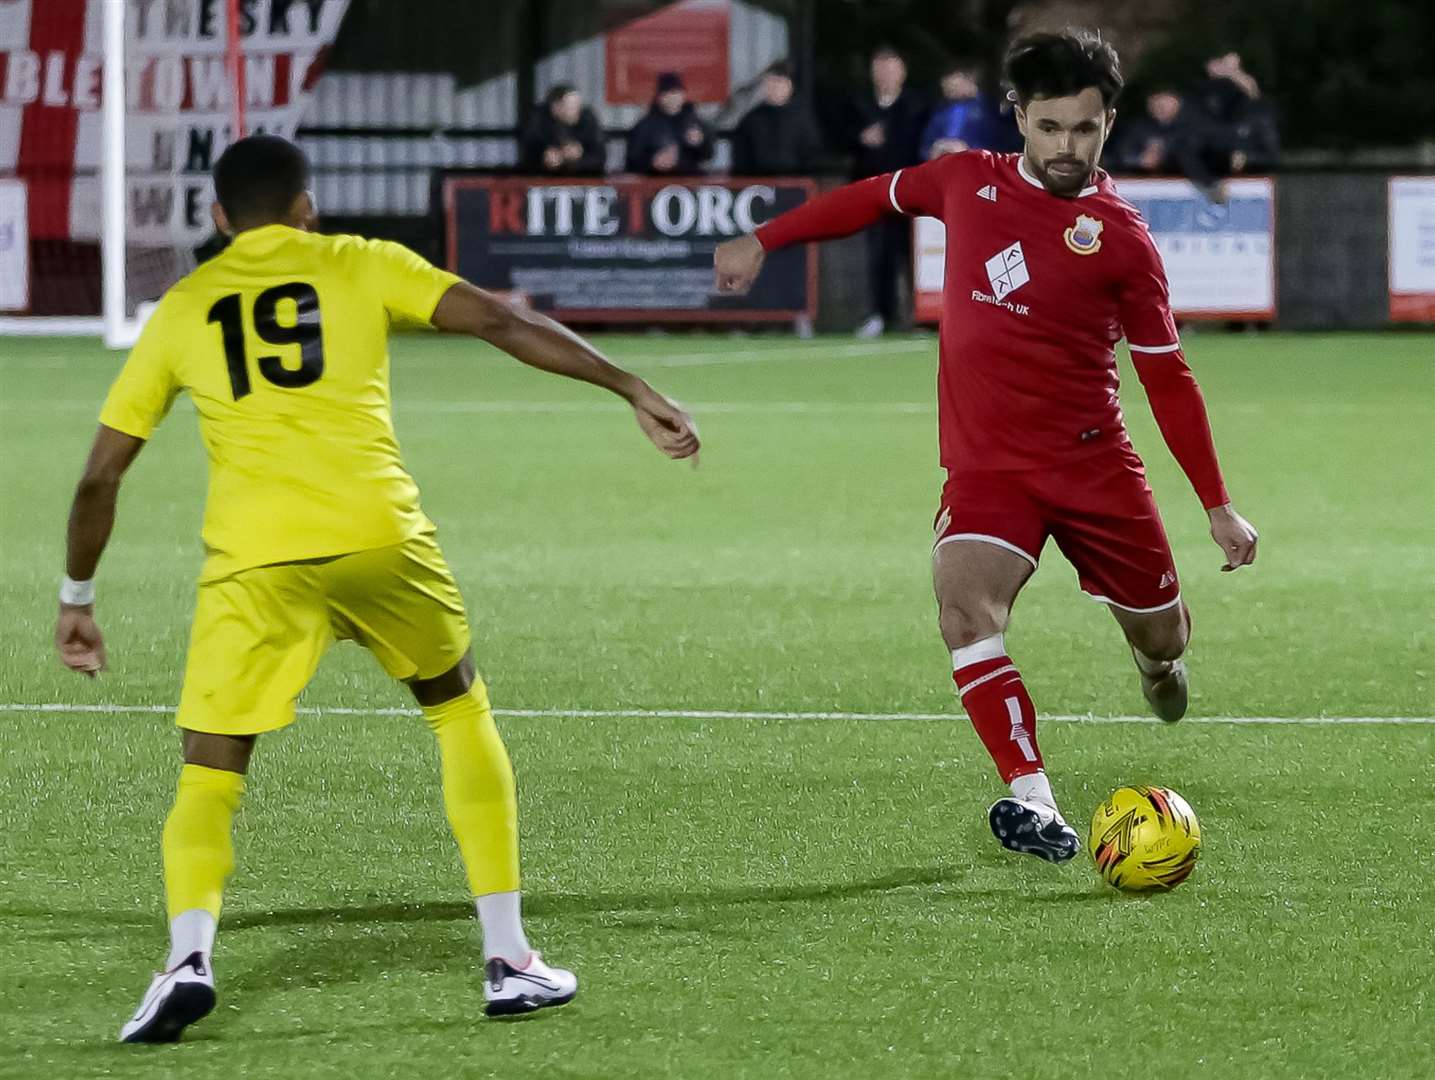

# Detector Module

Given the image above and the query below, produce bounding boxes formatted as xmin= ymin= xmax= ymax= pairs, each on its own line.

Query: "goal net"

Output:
xmin=0 ymin=0 xmax=349 ymax=345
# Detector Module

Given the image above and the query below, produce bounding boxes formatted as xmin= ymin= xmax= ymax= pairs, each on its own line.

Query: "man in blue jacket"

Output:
xmin=919 ymin=63 xmax=994 ymax=160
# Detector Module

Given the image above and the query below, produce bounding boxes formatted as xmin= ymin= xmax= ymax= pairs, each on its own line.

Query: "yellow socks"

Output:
xmin=162 ymin=763 xmax=244 ymax=922
xmin=422 ymin=680 xmax=521 ymax=897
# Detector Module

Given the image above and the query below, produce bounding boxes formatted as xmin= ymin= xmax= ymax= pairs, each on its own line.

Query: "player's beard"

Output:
xmin=1034 ymin=154 xmax=1094 ymax=196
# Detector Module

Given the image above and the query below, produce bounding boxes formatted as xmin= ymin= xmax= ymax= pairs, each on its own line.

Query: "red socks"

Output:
xmin=953 ymin=642 xmax=1043 ymax=783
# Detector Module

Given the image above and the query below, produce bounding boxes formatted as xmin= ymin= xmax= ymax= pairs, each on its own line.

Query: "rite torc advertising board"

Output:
xmin=443 ymin=177 xmax=817 ymax=322
xmin=914 ymin=175 xmax=1277 ymax=323
xmin=1389 ymin=177 xmax=1435 ymax=322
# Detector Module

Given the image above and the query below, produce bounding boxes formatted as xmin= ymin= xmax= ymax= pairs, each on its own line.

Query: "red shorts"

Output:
xmin=933 ymin=446 xmax=1181 ymax=614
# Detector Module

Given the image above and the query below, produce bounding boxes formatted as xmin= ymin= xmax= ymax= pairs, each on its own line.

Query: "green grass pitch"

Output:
xmin=1 ymin=330 xmax=1432 ymax=1079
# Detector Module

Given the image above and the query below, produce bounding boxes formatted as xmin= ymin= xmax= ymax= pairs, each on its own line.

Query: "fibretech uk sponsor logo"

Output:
xmin=970 ymin=289 xmax=1031 ymax=316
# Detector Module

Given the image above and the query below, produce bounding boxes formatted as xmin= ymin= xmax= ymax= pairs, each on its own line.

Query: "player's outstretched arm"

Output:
xmin=715 ymin=169 xmax=931 ymax=295
xmin=56 ymin=425 xmax=146 ymax=676
xmin=431 ymin=282 xmax=700 ymax=462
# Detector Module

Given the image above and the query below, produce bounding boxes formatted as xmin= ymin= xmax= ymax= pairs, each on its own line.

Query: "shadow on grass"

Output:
xmin=1 ymin=866 xmax=1104 ymax=944
xmin=218 ymin=864 xmax=1100 ymax=929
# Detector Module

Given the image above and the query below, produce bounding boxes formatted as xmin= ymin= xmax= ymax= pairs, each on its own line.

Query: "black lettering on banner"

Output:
xmin=184 ymin=185 xmax=207 ymax=229
xmin=206 ymin=283 xmax=325 ymax=400
xmin=185 ymin=129 xmax=216 ymax=173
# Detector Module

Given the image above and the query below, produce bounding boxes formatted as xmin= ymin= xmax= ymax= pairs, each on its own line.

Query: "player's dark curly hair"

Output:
xmin=1003 ymin=29 xmax=1123 ymax=108
xmin=213 ymin=134 xmax=311 ymax=227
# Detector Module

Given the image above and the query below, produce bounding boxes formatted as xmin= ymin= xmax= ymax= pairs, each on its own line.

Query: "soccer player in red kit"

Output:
xmin=714 ymin=30 xmax=1258 ymax=862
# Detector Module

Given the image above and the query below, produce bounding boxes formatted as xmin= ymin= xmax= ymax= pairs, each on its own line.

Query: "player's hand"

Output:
xmin=56 ymin=603 xmax=107 ymax=677
xmin=631 ymin=386 xmax=701 ymax=464
xmin=929 ymin=138 xmax=968 ymax=158
xmin=714 ymin=233 xmax=766 ymax=295
xmin=1208 ymin=504 xmax=1258 ymax=571
xmin=859 ymin=123 xmax=885 ymax=148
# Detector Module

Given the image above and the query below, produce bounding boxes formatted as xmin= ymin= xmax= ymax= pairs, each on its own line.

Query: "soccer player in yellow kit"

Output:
xmin=53 ymin=135 xmax=700 ymax=1042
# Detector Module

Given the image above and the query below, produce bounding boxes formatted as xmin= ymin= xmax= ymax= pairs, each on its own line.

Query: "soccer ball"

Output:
xmin=1090 ymin=786 xmax=1201 ymax=892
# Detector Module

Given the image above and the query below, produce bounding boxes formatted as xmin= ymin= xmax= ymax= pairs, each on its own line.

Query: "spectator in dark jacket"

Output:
xmin=1192 ymin=52 xmax=1280 ymax=173
xmin=520 ymin=85 xmax=605 ymax=175
xmin=847 ymin=46 xmax=926 ymax=179
xmin=625 ymin=72 xmax=714 ymax=175
xmin=1111 ymin=89 xmax=1220 ymax=186
xmin=919 ymin=63 xmax=993 ymax=159
xmin=731 ymin=61 xmax=823 ymax=175
xmin=846 ymin=46 xmax=926 ymax=337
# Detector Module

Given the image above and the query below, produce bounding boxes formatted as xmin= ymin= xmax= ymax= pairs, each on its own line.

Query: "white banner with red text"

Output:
xmin=915 ymin=176 xmax=1277 ymax=324
xmin=0 ymin=0 xmax=348 ymax=247
xmin=1389 ymin=177 xmax=1435 ymax=322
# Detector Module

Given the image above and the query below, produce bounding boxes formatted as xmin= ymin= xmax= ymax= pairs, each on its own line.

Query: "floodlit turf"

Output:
xmin=1 ymin=330 xmax=1432 ymax=1079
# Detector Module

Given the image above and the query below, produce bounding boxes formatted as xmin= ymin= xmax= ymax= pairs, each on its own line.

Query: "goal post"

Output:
xmin=100 ymin=0 xmax=129 ymax=348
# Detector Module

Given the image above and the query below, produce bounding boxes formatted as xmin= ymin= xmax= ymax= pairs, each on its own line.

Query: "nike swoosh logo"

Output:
xmin=502 ymin=971 xmax=562 ymax=992
xmin=128 ymin=970 xmax=183 ymax=1029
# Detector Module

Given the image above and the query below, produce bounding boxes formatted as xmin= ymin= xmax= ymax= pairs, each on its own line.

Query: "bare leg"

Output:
xmin=1108 ymin=600 xmax=1189 ymax=664
xmin=932 ymin=539 xmax=1033 ymax=652
xmin=180 ymin=729 xmax=256 ymax=774
xmin=407 ymin=651 xmax=476 ymax=707
xmin=1108 ymin=601 xmax=1191 ymax=722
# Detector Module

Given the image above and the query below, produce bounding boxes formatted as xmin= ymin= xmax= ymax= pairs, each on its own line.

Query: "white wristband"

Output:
xmin=60 ymin=575 xmax=96 ymax=606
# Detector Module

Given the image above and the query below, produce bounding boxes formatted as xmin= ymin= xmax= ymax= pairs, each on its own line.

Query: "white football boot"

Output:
xmin=119 ymin=951 xmax=216 ymax=1043
xmin=483 ymin=952 xmax=578 ymax=1017
xmin=989 ymin=798 xmax=1081 ymax=863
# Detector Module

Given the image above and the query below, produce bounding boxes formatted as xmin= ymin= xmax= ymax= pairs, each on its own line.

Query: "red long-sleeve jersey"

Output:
xmin=757 ymin=151 xmax=1230 ymax=509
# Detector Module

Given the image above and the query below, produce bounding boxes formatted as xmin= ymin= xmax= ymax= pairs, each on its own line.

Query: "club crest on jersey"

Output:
xmin=1063 ymin=213 xmax=1104 ymax=255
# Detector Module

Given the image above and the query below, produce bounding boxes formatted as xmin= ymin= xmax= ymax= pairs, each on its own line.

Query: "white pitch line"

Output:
xmin=633 ymin=339 xmax=934 ymax=368
xmin=1 ymin=703 xmax=1431 ymax=725
xmin=407 ymin=400 xmax=935 ymax=416
xmin=14 ymin=399 xmax=937 ymax=416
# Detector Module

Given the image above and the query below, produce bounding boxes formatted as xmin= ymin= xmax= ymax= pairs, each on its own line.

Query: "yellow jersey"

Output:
xmin=99 ymin=225 xmax=463 ymax=583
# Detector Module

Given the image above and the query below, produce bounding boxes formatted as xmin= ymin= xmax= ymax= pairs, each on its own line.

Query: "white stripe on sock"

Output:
xmin=951 ymin=633 xmax=1007 ymax=670
xmin=954 ymin=664 xmax=1017 ymax=697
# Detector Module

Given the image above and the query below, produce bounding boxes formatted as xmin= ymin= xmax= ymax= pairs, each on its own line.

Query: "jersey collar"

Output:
xmin=1017 ymin=155 xmax=1100 ymax=199
xmin=232 ymin=223 xmax=303 ymax=244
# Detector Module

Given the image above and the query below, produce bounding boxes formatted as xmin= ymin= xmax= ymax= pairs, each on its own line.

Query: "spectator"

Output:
xmin=846 ymin=46 xmax=926 ymax=338
xmin=919 ymin=63 xmax=992 ymax=159
xmin=1192 ymin=52 xmax=1280 ymax=173
xmin=520 ymin=85 xmax=605 ymax=176
xmin=731 ymin=61 xmax=823 ymax=175
xmin=1111 ymin=89 xmax=1221 ymax=189
xmin=625 ymin=72 xmax=714 ymax=175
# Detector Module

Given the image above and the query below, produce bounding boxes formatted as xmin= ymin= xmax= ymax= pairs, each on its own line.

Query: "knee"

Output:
xmin=410 ymin=652 xmax=477 ymax=709
xmin=938 ymin=598 xmax=1009 ymax=651
xmin=1127 ymin=617 xmax=1188 ymax=663
xmin=181 ymin=730 xmax=256 ymax=774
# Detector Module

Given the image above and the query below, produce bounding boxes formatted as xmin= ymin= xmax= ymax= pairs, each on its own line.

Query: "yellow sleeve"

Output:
xmin=97 ymin=300 xmax=182 ymax=439
xmin=363 ymin=239 xmax=464 ymax=325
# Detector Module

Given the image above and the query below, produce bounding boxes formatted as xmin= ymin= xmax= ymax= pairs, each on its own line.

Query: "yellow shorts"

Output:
xmin=176 ymin=531 xmax=471 ymax=736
